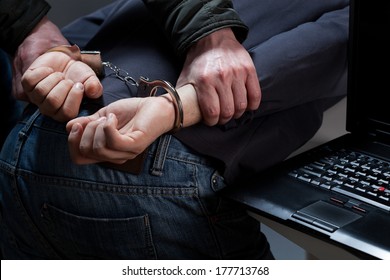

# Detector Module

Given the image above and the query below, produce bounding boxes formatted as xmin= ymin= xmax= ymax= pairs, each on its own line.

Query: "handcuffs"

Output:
xmin=46 ymin=44 xmax=183 ymax=133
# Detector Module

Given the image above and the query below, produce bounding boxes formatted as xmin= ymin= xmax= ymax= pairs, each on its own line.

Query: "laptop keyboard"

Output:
xmin=288 ymin=147 xmax=390 ymax=211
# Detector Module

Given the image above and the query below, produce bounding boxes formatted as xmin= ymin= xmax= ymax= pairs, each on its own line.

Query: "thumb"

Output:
xmin=67 ymin=122 xmax=96 ymax=164
xmin=84 ymin=76 xmax=103 ymax=99
xmin=67 ymin=123 xmax=83 ymax=163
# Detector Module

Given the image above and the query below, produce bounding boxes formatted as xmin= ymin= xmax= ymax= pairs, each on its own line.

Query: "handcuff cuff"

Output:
xmin=46 ymin=44 xmax=183 ymax=133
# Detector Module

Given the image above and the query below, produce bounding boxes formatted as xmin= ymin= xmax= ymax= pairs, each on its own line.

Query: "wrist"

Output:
xmin=154 ymin=95 xmax=178 ymax=134
xmin=15 ymin=16 xmax=68 ymax=71
xmin=190 ymin=28 xmax=236 ymax=52
xmin=19 ymin=16 xmax=68 ymax=55
xmin=45 ymin=45 xmax=104 ymax=77
xmin=138 ymin=78 xmax=183 ymax=134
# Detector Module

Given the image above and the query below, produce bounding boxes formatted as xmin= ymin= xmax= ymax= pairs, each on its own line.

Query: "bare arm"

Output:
xmin=66 ymin=84 xmax=201 ymax=164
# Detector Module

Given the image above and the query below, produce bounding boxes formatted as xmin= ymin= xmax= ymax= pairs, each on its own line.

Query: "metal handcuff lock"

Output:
xmin=136 ymin=77 xmax=183 ymax=133
xmin=46 ymin=44 xmax=183 ymax=134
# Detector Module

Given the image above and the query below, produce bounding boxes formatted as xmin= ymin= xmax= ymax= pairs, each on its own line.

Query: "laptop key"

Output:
xmin=290 ymin=147 xmax=390 ymax=212
xmin=332 ymin=185 xmax=390 ymax=211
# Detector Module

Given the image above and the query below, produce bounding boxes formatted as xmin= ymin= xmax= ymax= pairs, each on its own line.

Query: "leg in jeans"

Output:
xmin=0 ymin=0 xmax=349 ymax=259
xmin=0 ymin=105 xmax=272 ymax=259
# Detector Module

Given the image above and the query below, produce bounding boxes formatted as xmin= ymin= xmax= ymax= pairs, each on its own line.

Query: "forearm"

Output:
xmin=158 ymin=84 xmax=202 ymax=134
xmin=15 ymin=16 xmax=69 ymax=60
xmin=66 ymin=83 xmax=202 ymax=164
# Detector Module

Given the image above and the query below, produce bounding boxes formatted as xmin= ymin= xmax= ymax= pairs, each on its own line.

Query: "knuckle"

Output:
xmin=197 ymin=73 xmax=210 ymax=84
xmin=216 ymin=69 xmax=229 ymax=81
xmin=21 ymin=75 xmax=35 ymax=92
xmin=205 ymin=106 xmax=220 ymax=119
xmin=202 ymin=108 xmax=219 ymax=126
xmin=79 ymin=144 xmax=90 ymax=157
xmin=221 ymin=106 xmax=234 ymax=119
xmin=43 ymin=93 xmax=63 ymax=109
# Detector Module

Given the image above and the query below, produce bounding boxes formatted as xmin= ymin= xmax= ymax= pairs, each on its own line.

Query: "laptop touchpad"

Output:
xmin=292 ymin=201 xmax=362 ymax=232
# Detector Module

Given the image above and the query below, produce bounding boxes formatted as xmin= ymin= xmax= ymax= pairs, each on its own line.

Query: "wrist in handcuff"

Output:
xmin=46 ymin=44 xmax=183 ymax=134
xmin=138 ymin=77 xmax=183 ymax=134
xmin=45 ymin=44 xmax=105 ymax=78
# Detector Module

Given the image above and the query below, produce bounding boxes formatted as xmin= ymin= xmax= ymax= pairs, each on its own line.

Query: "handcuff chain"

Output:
xmin=102 ymin=61 xmax=140 ymax=86
xmin=101 ymin=61 xmax=183 ymax=133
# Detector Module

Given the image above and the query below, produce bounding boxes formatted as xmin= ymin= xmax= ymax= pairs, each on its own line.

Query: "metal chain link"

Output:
xmin=102 ymin=61 xmax=142 ymax=86
xmin=101 ymin=61 xmax=182 ymax=133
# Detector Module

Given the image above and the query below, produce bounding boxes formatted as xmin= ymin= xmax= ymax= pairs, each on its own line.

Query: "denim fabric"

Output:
xmin=0 ymin=106 xmax=272 ymax=259
xmin=0 ymin=49 xmax=22 ymax=148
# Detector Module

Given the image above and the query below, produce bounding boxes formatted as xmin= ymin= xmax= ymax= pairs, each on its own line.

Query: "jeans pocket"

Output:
xmin=41 ymin=203 xmax=156 ymax=259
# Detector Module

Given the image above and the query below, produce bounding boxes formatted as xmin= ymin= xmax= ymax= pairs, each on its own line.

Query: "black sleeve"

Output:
xmin=142 ymin=0 xmax=248 ymax=55
xmin=0 ymin=0 xmax=51 ymax=54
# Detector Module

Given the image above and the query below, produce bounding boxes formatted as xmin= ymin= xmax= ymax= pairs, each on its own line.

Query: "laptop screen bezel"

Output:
xmin=346 ymin=0 xmax=390 ymax=140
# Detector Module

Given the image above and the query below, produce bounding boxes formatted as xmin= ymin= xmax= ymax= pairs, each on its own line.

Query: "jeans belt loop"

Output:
xmin=19 ymin=108 xmax=41 ymax=140
xmin=150 ymin=134 xmax=171 ymax=176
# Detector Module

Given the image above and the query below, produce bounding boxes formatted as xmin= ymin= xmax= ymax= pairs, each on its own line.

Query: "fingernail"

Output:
xmin=74 ymin=82 xmax=84 ymax=91
xmin=71 ymin=124 xmax=79 ymax=133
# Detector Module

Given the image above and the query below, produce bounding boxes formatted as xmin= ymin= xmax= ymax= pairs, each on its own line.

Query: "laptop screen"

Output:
xmin=347 ymin=0 xmax=390 ymax=137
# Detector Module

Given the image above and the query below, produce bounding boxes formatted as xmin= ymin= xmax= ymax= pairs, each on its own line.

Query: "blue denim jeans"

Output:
xmin=1 ymin=49 xmax=22 ymax=148
xmin=0 ymin=105 xmax=272 ymax=259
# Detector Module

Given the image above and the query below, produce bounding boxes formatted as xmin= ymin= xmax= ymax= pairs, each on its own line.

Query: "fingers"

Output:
xmin=67 ymin=114 xmax=141 ymax=164
xmin=196 ymin=76 xmax=260 ymax=126
xmin=59 ymin=82 xmax=85 ymax=119
xmin=68 ymin=120 xmax=128 ymax=165
xmin=45 ymin=81 xmax=84 ymax=122
xmin=66 ymin=114 xmax=100 ymax=134
xmin=21 ymin=62 xmax=103 ymax=122
xmin=65 ymin=60 xmax=103 ymax=99
xmin=20 ymin=54 xmax=103 ymax=122
xmin=84 ymin=75 xmax=103 ymax=99
xmin=21 ymin=66 xmax=56 ymax=94
xmin=22 ymin=67 xmax=86 ymax=121
xmin=178 ymin=58 xmax=261 ymax=126
xmin=245 ymin=69 xmax=262 ymax=111
xmin=231 ymin=79 xmax=247 ymax=120
xmin=196 ymin=85 xmax=220 ymax=126
xmin=177 ymin=28 xmax=262 ymax=126
xmin=217 ymin=63 xmax=261 ymax=124
xmin=68 ymin=123 xmax=97 ymax=165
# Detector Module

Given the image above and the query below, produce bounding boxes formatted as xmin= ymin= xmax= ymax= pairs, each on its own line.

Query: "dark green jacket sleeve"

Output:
xmin=0 ymin=0 xmax=51 ymax=54
xmin=142 ymin=0 xmax=248 ymax=55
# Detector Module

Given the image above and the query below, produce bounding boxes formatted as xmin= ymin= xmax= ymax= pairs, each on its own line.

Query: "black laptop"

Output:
xmin=222 ymin=0 xmax=390 ymax=259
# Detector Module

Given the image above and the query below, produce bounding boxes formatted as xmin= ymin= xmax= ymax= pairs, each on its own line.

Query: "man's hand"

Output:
xmin=176 ymin=28 xmax=261 ymax=126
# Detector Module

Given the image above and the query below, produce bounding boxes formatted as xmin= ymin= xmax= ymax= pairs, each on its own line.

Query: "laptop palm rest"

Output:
xmin=292 ymin=201 xmax=362 ymax=233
